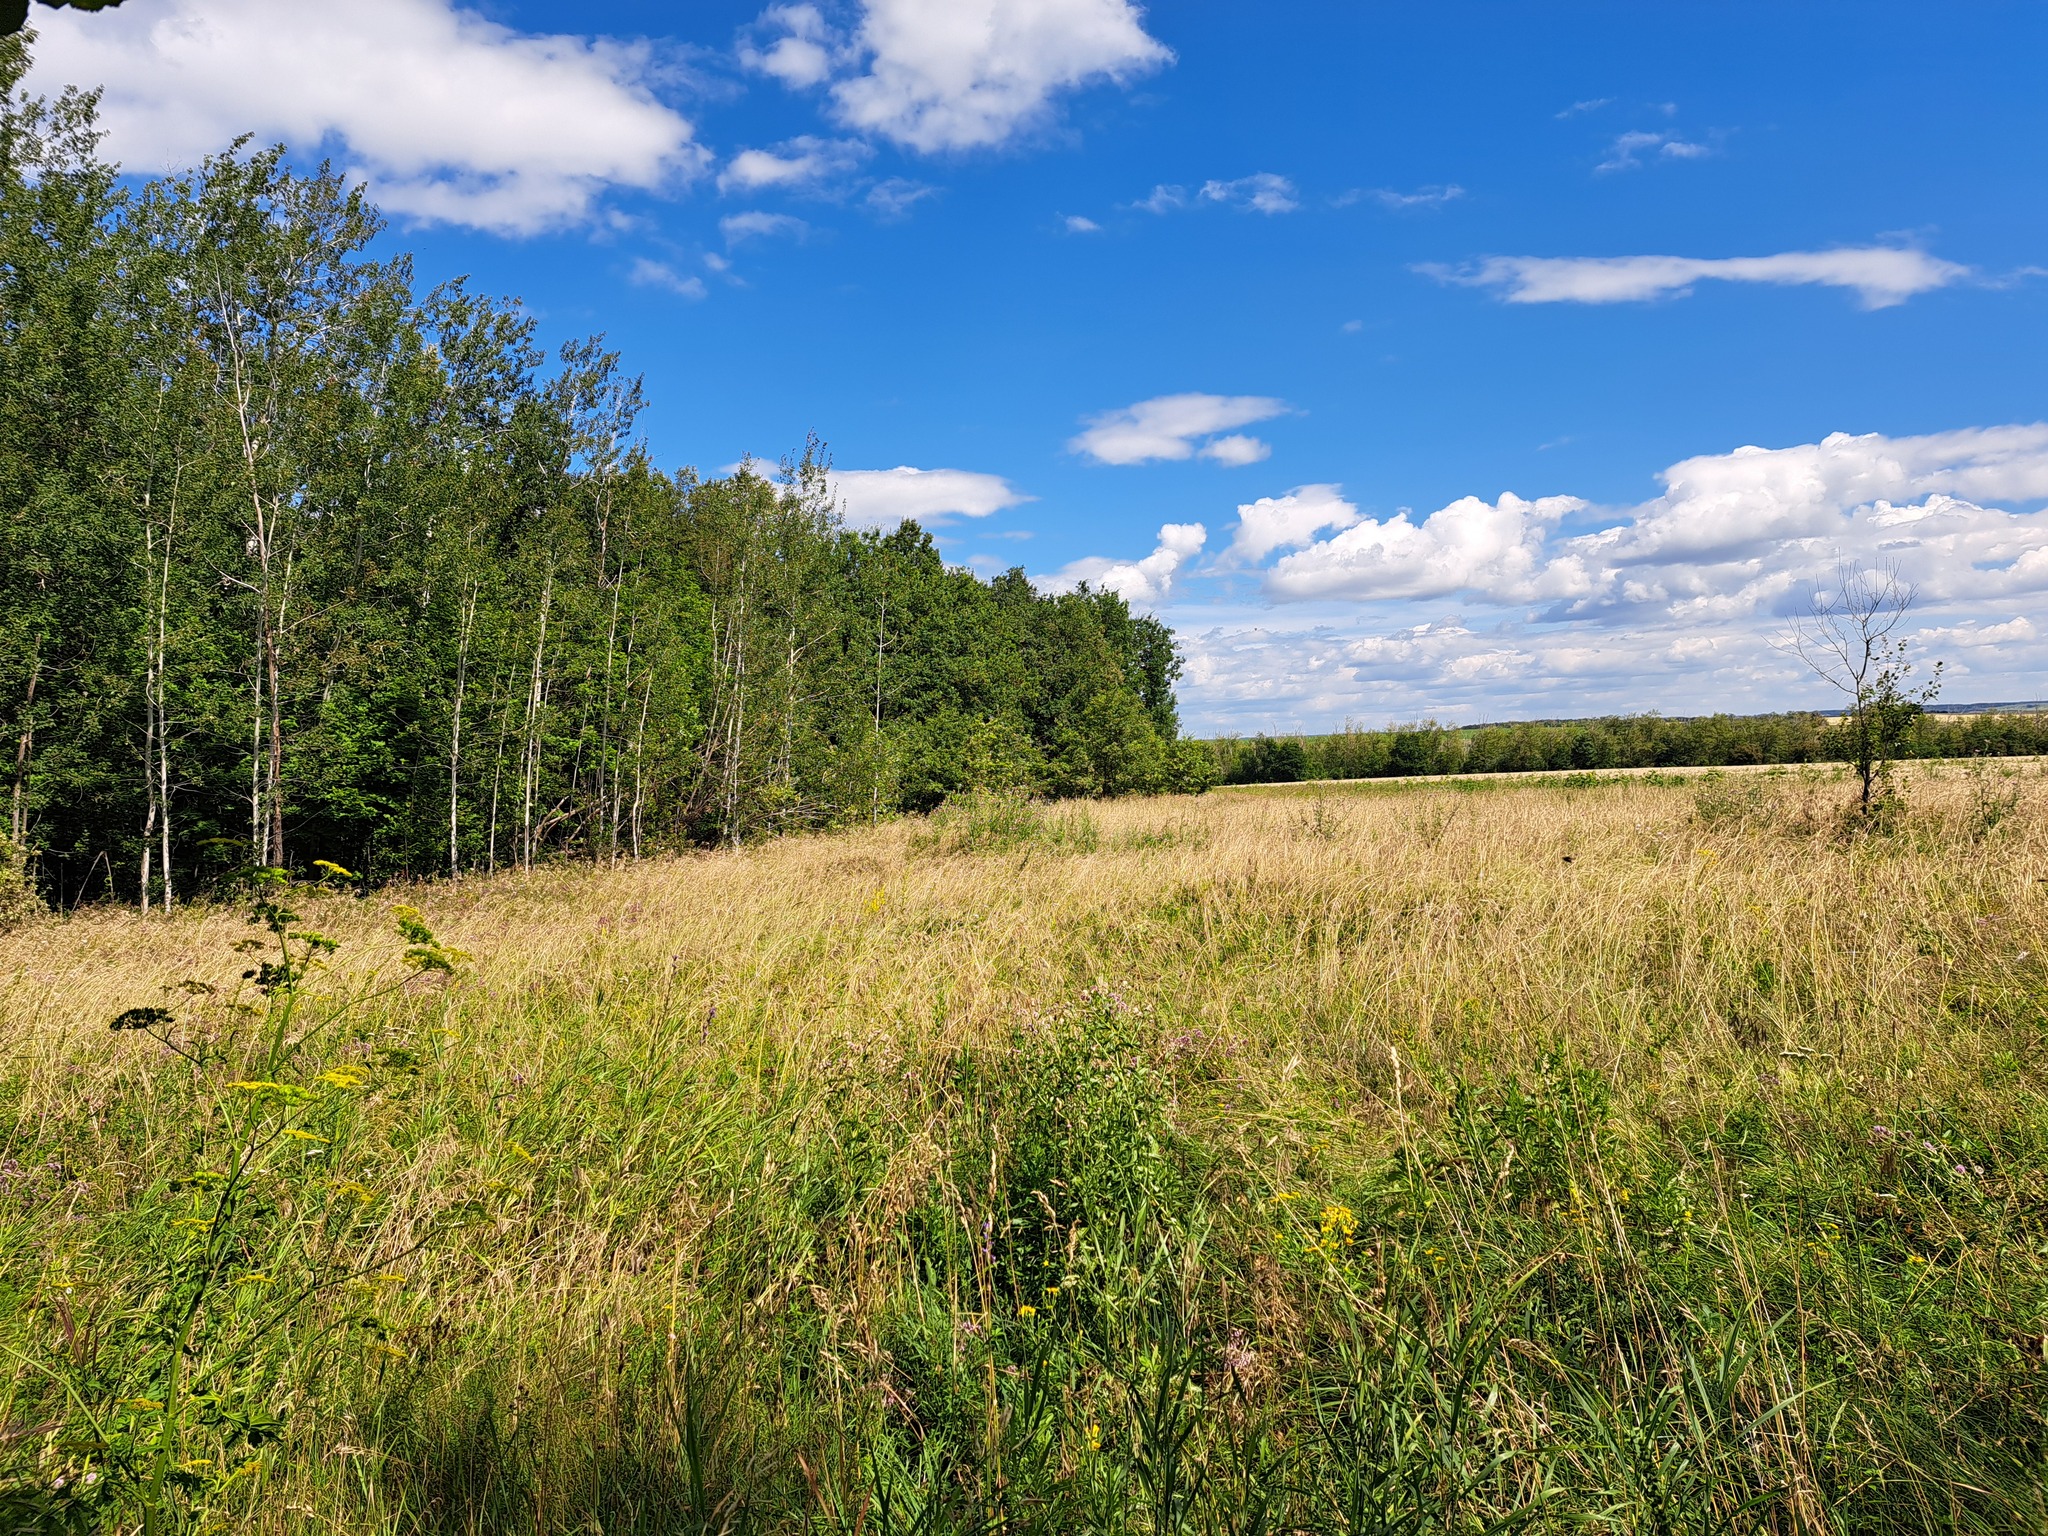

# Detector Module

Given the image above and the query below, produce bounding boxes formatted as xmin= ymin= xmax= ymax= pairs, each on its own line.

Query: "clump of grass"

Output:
xmin=914 ymin=791 xmax=1100 ymax=855
xmin=3 ymin=764 xmax=2047 ymax=1531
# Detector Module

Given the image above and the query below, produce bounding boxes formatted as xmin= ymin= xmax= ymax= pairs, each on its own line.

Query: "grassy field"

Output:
xmin=4 ymin=761 xmax=2048 ymax=1533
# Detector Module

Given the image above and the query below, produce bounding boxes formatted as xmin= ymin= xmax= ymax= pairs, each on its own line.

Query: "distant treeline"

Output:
xmin=0 ymin=42 xmax=1206 ymax=907
xmin=1209 ymin=711 xmax=2048 ymax=785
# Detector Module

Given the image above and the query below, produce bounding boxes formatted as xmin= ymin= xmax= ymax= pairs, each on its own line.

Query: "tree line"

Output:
xmin=0 ymin=40 xmax=1208 ymax=907
xmin=1212 ymin=709 xmax=2048 ymax=785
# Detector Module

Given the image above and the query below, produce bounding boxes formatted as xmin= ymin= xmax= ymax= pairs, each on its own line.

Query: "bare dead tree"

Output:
xmin=1782 ymin=559 xmax=1943 ymax=815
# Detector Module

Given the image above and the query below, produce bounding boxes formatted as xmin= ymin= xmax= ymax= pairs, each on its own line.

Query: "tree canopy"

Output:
xmin=2 ymin=0 xmax=127 ymax=38
xmin=0 ymin=36 xmax=1209 ymax=905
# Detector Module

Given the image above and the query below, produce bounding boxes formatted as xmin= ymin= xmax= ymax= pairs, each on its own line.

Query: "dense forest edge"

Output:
xmin=1209 ymin=709 xmax=2048 ymax=785
xmin=0 ymin=38 xmax=1209 ymax=908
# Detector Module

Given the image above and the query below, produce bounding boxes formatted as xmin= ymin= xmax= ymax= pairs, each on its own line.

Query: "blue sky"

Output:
xmin=27 ymin=0 xmax=2048 ymax=730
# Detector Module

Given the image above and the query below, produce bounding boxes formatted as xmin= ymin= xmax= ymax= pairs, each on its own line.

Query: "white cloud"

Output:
xmin=1137 ymin=174 xmax=1298 ymax=215
xmin=1265 ymin=493 xmax=1587 ymax=603
xmin=1046 ymin=522 xmax=1207 ymax=605
xmin=1198 ymin=173 xmax=1298 ymax=214
xmin=26 ymin=0 xmax=705 ymax=235
xmin=1424 ymin=247 xmax=1970 ymax=309
xmin=1070 ymin=393 xmax=1291 ymax=466
xmin=1168 ymin=425 xmax=2048 ymax=731
xmin=1596 ymin=129 xmax=1710 ymax=172
xmin=739 ymin=3 xmax=841 ymax=87
xmin=1222 ymin=484 xmax=1362 ymax=565
xmin=1200 ymin=434 xmax=1270 ymax=467
xmin=747 ymin=0 xmax=1171 ymax=153
xmin=1064 ymin=213 xmax=1102 ymax=233
xmin=719 ymin=135 xmax=869 ymax=194
xmin=720 ymin=210 xmax=809 ymax=245
xmin=628 ymin=258 xmax=707 ymax=299
xmin=1246 ymin=426 xmax=2048 ymax=611
xmin=1556 ymin=97 xmax=1613 ymax=118
xmin=1366 ymin=184 xmax=1464 ymax=210
xmin=831 ymin=466 xmax=1032 ymax=529
xmin=1915 ymin=616 xmax=2038 ymax=649
xmin=866 ymin=177 xmax=938 ymax=217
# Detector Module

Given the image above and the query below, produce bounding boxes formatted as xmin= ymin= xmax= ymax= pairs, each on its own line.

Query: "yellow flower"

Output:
xmin=1318 ymin=1202 xmax=1358 ymax=1246
xmin=1017 ymin=1304 xmax=1037 ymax=1318
xmin=1086 ymin=1422 xmax=1102 ymax=1452
xmin=319 ymin=1067 xmax=368 ymax=1090
xmin=282 ymin=1128 xmax=327 ymax=1143
xmin=507 ymin=1141 xmax=535 ymax=1163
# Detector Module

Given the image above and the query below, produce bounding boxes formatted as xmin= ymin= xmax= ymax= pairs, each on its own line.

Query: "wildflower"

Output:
xmin=1086 ymin=1421 xmax=1102 ymax=1452
xmin=320 ymin=1067 xmax=369 ymax=1090
xmin=1044 ymin=1285 xmax=1060 ymax=1297
xmin=1017 ymin=1304 xmax=1036 ymax=1318
xmin=507 ymin=1141 xmax=535 ymax=1163
xmin=1318 ymin=1202 xmax=1358 ymax=1247
xmin=282 ymin=1128 xmax=327 ymax=1144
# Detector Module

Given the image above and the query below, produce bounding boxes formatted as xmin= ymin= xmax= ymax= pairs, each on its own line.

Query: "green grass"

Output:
xmin=3 ymin=772 xmax=2047 ymax=1532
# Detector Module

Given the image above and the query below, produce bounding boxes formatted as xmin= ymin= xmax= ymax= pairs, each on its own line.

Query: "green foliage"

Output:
xmin=1 ymin=874 xmax=469 ymax=1533
xmin=0 ymin=51 xmax=1204 ymax=905
xmin=1211 ymin=707 xmax=2048 ymax=786
xmin=0 ymin=830 xmax=39 ymax=930
xmin=915 ymin=792 xmax=1101 ymax=855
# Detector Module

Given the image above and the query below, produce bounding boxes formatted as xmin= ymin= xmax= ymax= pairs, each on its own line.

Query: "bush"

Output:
xmin=0 ymin=833 xmax=41 ymax=932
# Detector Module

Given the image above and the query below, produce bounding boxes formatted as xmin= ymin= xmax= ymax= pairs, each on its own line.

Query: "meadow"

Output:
xmin=3 ymin=761 xmax=2047 ymax=1533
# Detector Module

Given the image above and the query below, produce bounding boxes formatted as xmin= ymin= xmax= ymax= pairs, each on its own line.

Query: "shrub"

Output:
xmin=0 ymin=832 xmax=41 ymax=932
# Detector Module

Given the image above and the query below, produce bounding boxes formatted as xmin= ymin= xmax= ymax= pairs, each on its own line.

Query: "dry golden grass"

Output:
xmin=7 ymin=760 xmax=2048 ymax=1533
xmin=8 ymin=759 xmax=2042 ymax=1133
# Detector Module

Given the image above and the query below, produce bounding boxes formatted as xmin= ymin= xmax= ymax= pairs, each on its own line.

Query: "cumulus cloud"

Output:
xmin=739 ymin=3 xmax=841 ymax=87
xmin=1424 ymin=247 xmax=1970 ymax=309
xmin=1198 ymin=173 xmax=1298 ymax=214
xmin=25 ymin=0 xmax=705 ymax=235
xmin=628 ymin=258 xmax=707 ymax=299
xmin=745 ymin=0 xmax=1171 ymax=153
xmin=719 ymin=135 xmax=870 ymax=194
xmin=720 ymin=210 xmax=809 ymax=244
xmin=1265 ymin=493 xmax=1587 ymax=603
xmin=1064 ymin=213 xmax=1102 ymax=233
xmin=1071 ymin=393 xmax=1291 ymax=466
xmin=1166 ymin=424 xmax=2048 ymax=732
xmin=1221 ymin=484 xmax=1362 ymax=565
xmin=831 ymin=466 xmax=1032 ymax=529
xmin=1244 ymin=426 xmax=2048 ymax=612
xmin=1046 ymin=522 xmax=1207 ymax=605
xmin=1596 ymin=129 xmax=1711 ymax=171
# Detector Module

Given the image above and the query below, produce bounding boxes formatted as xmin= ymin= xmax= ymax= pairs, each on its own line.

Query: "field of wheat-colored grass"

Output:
xmin=4 ymin=760 xmax=2047 ymax=1533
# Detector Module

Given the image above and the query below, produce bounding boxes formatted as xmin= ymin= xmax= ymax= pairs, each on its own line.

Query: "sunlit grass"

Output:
xmin=4 ymin=759 xmax=2047 ymax=1532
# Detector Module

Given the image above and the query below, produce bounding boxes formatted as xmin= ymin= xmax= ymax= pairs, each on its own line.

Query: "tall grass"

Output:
xmin=3 ymin=761 xmax=2046 ymax=1532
